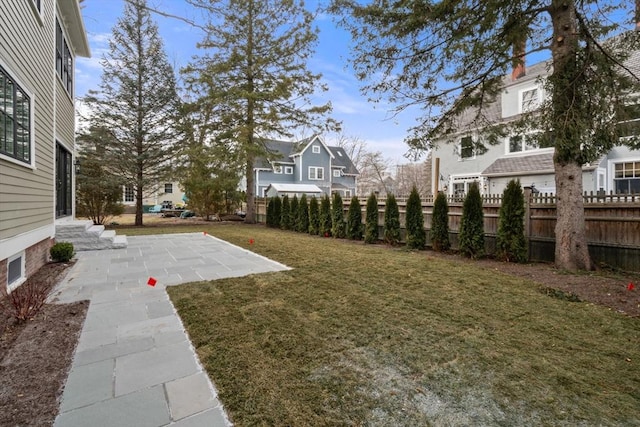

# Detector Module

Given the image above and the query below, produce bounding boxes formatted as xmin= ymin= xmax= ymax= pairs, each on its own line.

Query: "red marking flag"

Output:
xmin=147 ymin=277 xmax=157 ymax=287
xmin=628 ymin=282 xmax=635 ymax=291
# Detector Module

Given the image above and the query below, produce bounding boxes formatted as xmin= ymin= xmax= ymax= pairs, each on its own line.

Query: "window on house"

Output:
xmin=521 ymin=88 xmax=539 ymax=113
xmin=284 ymin=166 xmax=293 ymax=174
xmin=333 ymin=169 xmax=341 ymax=177
xmin=273 ymin=165 xmax=282 ymax=174
xmin=0 ymin=66 xmax=31 ymax=164
xmin=164 ymin=183 xmax=173 ymax=193
xmin=124 ymin=184 xmax=135 ymax=202
xmin=309 ymin=166 xmax=324 ymax=180
xmin=460 ymin=136 xmax=474 ymax=159
xmin=617 ymin=104 xmax=640 ymax=138
xmin=7 ymin=252 xmax=25 ymax=291
xmin=56 ymin=19 xmax=73 ymax=95
xmin=312 ymin=145 xmax=320 ymax=153
xmin=31 ymin=0 xmax=41 ymax=12
xmin=614 ymin=161 xmax=640 ymax=194
xmin=508 ymin=134 xmax=540 ymax=153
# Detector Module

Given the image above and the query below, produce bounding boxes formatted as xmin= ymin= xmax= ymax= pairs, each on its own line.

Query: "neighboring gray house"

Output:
xmin=0 ymin=0 xmax=90 ymax=290
xmin=431 ymin=56 xmax=640 ymax=197
xmin=254 ymin=135 xmax=359 ymax=198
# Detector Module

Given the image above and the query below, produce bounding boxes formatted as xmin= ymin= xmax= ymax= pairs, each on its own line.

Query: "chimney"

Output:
xmin=511 ymin=40 xmax=526 ymax=81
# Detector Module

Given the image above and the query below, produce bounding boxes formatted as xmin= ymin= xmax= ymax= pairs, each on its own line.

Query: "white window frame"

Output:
xmin=7 ymin=251 xmax=26 ymax=292
xmin=124 ymin=184 xmax=135 ymax=203
xmin=333 ymin=169 xmax=341 ymax=177
xmin=506 ymin=133 xmax=542 ymax=154
xmin=0 ymin=62 xmax=35 ymax=168
xmin=284 ymin=166 xmax=293 ymax=174
xmin=273 ymin=164 xmax=283 ymax=174
xmin=312 ymin=145 xmax=320 ymax=154
xmin=164 ymin=183 xmax=173 ymax=193
xmin=520 ymin=87 xmax=540 ymax=113
xmin=458 ymin=136 xmax=475 ymax=160
xmin=308 ymin=166 xmax=324 ymax=180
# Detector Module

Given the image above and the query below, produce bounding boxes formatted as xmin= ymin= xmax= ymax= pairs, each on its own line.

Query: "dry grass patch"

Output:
xmin=161 ymin=225 xmax=640 ymax=425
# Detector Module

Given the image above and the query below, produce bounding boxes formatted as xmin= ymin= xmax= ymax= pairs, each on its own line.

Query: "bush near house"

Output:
xmin=496 ymin=179 xmax=527 ymax=263
xmin=405 ymin=186 xmax=426 ymax=249
xmin=346 ymin=196 xmax=363 ymax=240
xmin=459 ymin=182 xmax=485 ymax=258
xmin=383 ymin=193 xmax=401 ymax=245
xmin=266 ymin=197 xmax=276 ymax=227
xmin=431 ymin=192 xmax=451 ymax=252
xmin=281 ymin=195 xmax=291 ymax=230
xmin=290 ymin=196 xmax=299 ymax=231
xmin=364 ymin=193 xmax=378 ymax=244
xmin=331 ymin=192 xmax=346 ymax=238
xmin=308 ymin=196 xmax=320 ymax=235
xmin=50 ymin=242 xmax=75 ymax=263
xmin=273 ymin=196 xmax=282 ymax=229
xmin=297 ymin=194 xmax=310 ymax=233
xmin=319 ymin=195 xmax=332 ymax=237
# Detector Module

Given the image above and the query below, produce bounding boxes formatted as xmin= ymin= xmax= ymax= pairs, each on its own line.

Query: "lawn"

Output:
xmin=131 ymin=224 xmax=638 ymax=425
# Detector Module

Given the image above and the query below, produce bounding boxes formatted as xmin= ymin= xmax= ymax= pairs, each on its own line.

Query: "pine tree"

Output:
xmin=185 ymin=0 xmax=336 ymax=224
xmin=405 ymin=186 xmax=426 ymax=249
xmin=383 ymin=193 xmax=401 ymax=245
xmin=296 ymin=194 xmax=309 ymax=233
xmin=281 ymin=195 xmax=291 ymax=230
xmin=459 ymin=182 xmax=485 ymax=258
xmin=364 ymin=192 xmax=379 ymax=244
xmin=331 ymin=192 xmax=346 ymax=238
xmin=83 ymin=0 xmax=180 ymax=226
xmin=431 ymin=192 xmax=450 ymax=252
xmin=290 ymin=195 xmax=299 ymax=231
xmin=308 ymin=196 xmax=320 ymax=235
xmin=496 ymin=179 xmax=527 ymax=262
xmin=319 ymin=194 xmax=332 ymax=237
xmin=346 ymin=196 xmax=363 ymax=240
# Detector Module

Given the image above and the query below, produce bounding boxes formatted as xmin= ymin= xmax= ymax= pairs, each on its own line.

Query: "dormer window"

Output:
xmin=312 ymin=145 xmax=320 ymax=154
xmin=521 ymin=88 xmax=539 ymax=113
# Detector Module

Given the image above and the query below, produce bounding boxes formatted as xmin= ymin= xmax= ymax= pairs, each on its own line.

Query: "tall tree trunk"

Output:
xmin=549 ymin=0 xmax=592 ymax=271
xmin=245 ymin=155 xmax=256 ymax=224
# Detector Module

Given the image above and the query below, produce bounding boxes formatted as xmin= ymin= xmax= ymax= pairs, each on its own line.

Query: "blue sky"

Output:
xmin=76 ymin=0 xmax=422 ymax=164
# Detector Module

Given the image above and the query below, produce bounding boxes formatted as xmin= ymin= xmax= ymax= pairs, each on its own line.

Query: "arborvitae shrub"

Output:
xmin=280 ymin=195 xmax=291 ymax=230
xmin=364 ymin=193 xmax=379 ymax=244
xmin=290 ymin=195 xmax=299 ymax=231
xmin=346 ymin=196 xmax=363 ymax=240
xmin=273 ymin=196 xmax=282 ymax=229
xmin=405 ymin=186 xmax=426 ymax=249
xmin=319 ymin=194 xmax=332 ymax=237
xmin=496 ymin=179 xmax=527 ymax=262
xmin=266 ymin=197 xmax=276 ymax=227
xmin=458 ymin=182 xmax=485 ymax=258
xmin=296 ymin=194 xmax=309 ymax=233
xmin=308 ymin=196 xmax=320 ymax=235
xmin=331 ymin=192 xmax=346 ymax=238
xmin=383 ymin=193 xmax=401 ymax=245
xmin=50 ymin=242 xmax=74 ymax=262
xmin=431 ymin=192 xmax=450 ymax=252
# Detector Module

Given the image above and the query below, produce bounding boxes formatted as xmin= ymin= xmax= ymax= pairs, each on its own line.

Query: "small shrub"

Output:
xmin=458 ymin=182 xmax=485 ymax=258
xmin=319 ymin=194 xmax=332 ymax=237
xmin=308 ymin=196 xmax=320 ymax=235
xmin=496 ymin=179 xmax=527 ymax=262
xmin=296 ymin=194 xmax=309 ymax=233
xmin=281 ymin=195 xmax=291 ymax=230
xmin=1 ymin=281 xmax=50 ymax=322
xmin=331 ymin=192 xmax=346 ymax=238
xmin=431 ymin=192 xmax=450 ymax=252
xmin=405 ymin=186 xmax=426 ymax=249
xmin=364 ymin=193 xmax=379 ymax=244
xmin=383 ymin=193 xmax=401 ymax=245
xmin=290 ymin=196 xmax=299 ymax=231
xmin=346 ymin=196 xmax=363 ymax=240
xmin=50 ymin=242 xmax=74 ymax=262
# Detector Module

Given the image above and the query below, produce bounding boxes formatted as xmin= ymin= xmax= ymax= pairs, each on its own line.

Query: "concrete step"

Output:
xmin=55 ymin=220 xmax=127 ymax=251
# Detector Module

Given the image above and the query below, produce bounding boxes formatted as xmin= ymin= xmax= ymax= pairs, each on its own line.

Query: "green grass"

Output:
xmin=134 ymin=224 xmax=638 ymax=426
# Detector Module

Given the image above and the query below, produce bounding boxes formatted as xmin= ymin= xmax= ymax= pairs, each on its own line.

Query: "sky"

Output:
xmin=76 ymin=0 xmax=424 ymax=166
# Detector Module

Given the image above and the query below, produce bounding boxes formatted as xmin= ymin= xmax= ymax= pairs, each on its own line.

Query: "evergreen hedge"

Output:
xmin=281 ymin=195 xmax=291 ymax=230
xmin=346 ymin=195 xmax=363 ymax=240
xmin=273 ymin=196 xmax=282 ymax=229
xmin=331 ymin=192 xmax=346 ymax=238
xmin=308 ymin=196 xmax=320 ymax=235
xmin=364 ymin=193 xmax=378 ymax=244
xmin=458 ymin=182 xmax=485 ymax=258
xmin=496 ymin=179 xmax=527 ymax=262
xmin=405 ymin=186 xmax=426 ymax=249
xmin=319 ymin=194 xmax=332 ymax=237
xmin=383 ymin=193 xmax=401 ymax=245
xmin=431 ymin=192 xmax=450 ymax=252
xmin=290 ymin=195 xmax=299 ymax=231
xmin=266 ymin=197 xmax=275 ymax=227
xmin=296 ymin=194 xmax=309 ymax=233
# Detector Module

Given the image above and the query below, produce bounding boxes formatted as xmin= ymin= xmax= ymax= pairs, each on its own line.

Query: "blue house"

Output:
xmin=254 ymin=135 xmax=359 ymax=198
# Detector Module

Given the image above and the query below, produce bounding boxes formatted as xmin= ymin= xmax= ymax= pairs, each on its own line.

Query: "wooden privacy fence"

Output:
xmin=255 ymin=191 xmax=640 ymax=271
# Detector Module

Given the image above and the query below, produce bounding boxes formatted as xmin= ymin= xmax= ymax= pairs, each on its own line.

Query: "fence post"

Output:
xmin=523 ymin=187 xmax=532 ymax=260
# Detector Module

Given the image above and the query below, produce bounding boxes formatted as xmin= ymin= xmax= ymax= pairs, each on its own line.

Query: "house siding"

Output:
xmin=0 ymin=0 xmax=56 ymax=241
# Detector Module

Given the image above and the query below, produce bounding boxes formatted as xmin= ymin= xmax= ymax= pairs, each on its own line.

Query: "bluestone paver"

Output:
xmin=52 ymin=232 xmax=290 ymax=427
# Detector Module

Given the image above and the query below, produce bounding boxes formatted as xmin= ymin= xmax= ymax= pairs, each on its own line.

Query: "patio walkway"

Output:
xmin=51 ymin=232 xmax=290 ymax=427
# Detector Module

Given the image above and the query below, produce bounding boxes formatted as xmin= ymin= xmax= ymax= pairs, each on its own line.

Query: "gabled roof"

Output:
xmin=328 ymin=146 xmax=359 ymax=175
xmin=482 ymin=152 xmax=555 ymax=177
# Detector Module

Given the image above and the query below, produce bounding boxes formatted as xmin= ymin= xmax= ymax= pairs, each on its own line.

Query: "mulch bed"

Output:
xmin=0 ymin=261 xmax=87 ymax=427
